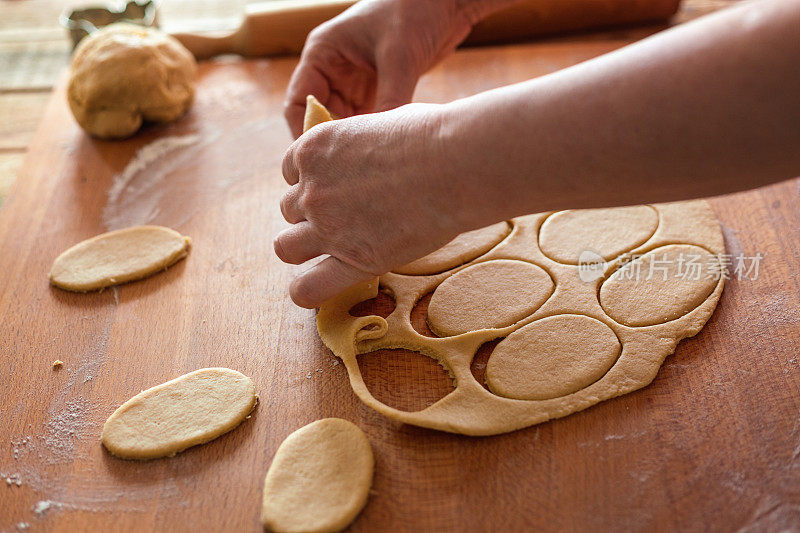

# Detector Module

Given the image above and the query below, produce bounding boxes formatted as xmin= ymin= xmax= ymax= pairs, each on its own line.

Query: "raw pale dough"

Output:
xmin=102 ymin=368 xmax=256 ymax=460
xmin=317 ymin=202 xmax=725 ymax=435
xmin=67 ymin=23 xmax=197 ymax=139
xmin=599 ymin=244 xmax=719 ymax=327
xmin=539 ymin=205 xmax=659 ymax=263
xmin=303 ymin=95 xmax=333 ymax=133
xmin=49 ymin=225 xmax=191 ymax=292
xmin=261 ymin=418 xmax=374 ymax=533
xmin=427 ymin=259 xmax=554 ymax=336
xmin=394 ymin=222 xmax=511 ymax=275
xmin=485 ymin=314 xmax=620 ymax=401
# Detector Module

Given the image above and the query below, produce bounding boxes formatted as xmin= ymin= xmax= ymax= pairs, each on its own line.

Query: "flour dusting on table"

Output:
xmin=100 ymin=118 xmax=283 ymax=232
xmin=102 ymin=134 xmax=200 ymax=230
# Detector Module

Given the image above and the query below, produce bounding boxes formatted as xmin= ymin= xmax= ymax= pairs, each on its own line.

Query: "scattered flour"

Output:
xmin=2 ymin=472 xmax=22 ymax=486
xmin=101 ymin=117 xmax=282 ymax=232
xmin=42 ymin=399 xmax=93 ymax=464
xmin=106 ymin=134 xmax=200 ymax=207
xmin=33 ymin=500 xmax=62 ymax=516
xmin=604 ymin=430 xmax=648 ymax=441
xmin=102 ymin=134 xmax=201 ymax=231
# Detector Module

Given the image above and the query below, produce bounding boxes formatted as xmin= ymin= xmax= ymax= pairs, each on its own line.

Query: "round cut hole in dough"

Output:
xmin=357 ymin=348 xmax=455 ymax=412
xmin=394 ymin=222 xmax=511 ymax=275
xmin=261 ymin=418 xmax=374 ymax=533
xmin=539 ymin=205 xmax=658 ymax=264
xmin=101 ymin=368 xmax=256 ymax=460
xmin=427 ymin=259 xmax=554 ymax=336
xmin=486 ymin=315 xmax=621 ymax=401
xmin=49 ymin=225 xmax=191 ymax=291
xmin=600 ymin=244 xmax=720 ymax=327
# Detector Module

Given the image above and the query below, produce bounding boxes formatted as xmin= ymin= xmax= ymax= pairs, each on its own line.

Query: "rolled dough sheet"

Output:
xmin=261 ymin=418 xmax=374 ymax=533
xmin=317 ymin=201 xmax=725 ymax=435
xmin=102 ymin=368 xmax=256 ymax=459
xmin=393 ymin=222 xmax=511 ymax=275
xmin=49 ymin=225 xmax=191 ymax=291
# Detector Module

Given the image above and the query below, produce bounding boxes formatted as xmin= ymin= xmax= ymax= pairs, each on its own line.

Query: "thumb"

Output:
xmin=374 ymin=60 xmax=418 ymax=112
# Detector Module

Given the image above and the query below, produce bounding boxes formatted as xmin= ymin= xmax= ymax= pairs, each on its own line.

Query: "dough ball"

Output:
xmin=67 ymin=23 xmax=197 ymax=139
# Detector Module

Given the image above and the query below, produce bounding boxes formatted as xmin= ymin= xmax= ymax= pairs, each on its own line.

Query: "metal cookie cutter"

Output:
xmin=59 ymin=0 xmax=160 ymax=49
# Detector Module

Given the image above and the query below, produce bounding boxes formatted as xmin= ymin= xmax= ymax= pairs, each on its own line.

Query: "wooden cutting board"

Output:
xmin=1 ymin=32 xmax=799 ymax=532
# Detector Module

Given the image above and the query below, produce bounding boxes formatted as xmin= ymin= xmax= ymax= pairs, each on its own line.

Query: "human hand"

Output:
xmin=275 ymin=103 xmax=467 ymax=308
xmin=284 ymin=0 xmax=473 ymax=138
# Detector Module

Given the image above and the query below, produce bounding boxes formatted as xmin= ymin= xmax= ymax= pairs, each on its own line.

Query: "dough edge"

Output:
xmin=49 ymin=225 xmax=191 ymax=292
xmin=261 ymin=418 xmax=374 ymax=533
xmin=101 ymin=367 xmax=257 ymax=460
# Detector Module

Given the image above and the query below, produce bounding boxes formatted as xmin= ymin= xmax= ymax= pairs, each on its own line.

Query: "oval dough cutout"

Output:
xmin=262 ymin=418 xmax=374 ymax=533
xmin=486 ymin=315 xmax=621 ymax=401
xmin=539 ymin=206 xmax=658 ymax=264
xmin=50 ymin=225 xmax=191 ymax=291
xmin=427 ymin=260 xmax=554 ymax=336
xmin=102 ymin=368 xmax=256 ymax=460
xmin=600 ymin=244 xmax=720 ymax=327
xmin=394 ymin=222 xmax=511 ymax=275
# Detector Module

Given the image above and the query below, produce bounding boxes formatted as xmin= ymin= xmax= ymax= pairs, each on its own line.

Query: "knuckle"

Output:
xmin=298 ymin=187 xmax=323 ymax=213
xmin=292 ymin=141 xmax=311 ymax=167
xmin=305 ymin=25 xmax=327 ymax=45
xmin=337 ymin=239 xmax=381 ymax=274
xmin=293 ymin=133 xmax=320 ymax=164
xmin=279 ymin=193 xmax=299 ymax=223
xmin=306 ymin=19 xmax=339 ymax=47
xmin=281 ymin=151 xmax=297 ymax=183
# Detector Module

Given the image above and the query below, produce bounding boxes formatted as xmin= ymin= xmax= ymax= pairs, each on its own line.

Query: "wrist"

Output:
xmin=428 ymin=99 xmax=514 ymax=233
xmin=436 ymin=86 xmax=553 ymax=230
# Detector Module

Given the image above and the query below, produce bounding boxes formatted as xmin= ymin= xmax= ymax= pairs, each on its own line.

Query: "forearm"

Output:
xmin=440 ymin=0 xmax=800 ymax=227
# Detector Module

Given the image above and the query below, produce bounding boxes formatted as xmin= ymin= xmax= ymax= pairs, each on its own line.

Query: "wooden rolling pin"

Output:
xmin=172 ymin=0 xmax=681 ymax=60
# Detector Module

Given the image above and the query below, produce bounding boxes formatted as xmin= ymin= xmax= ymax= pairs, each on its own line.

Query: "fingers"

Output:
xmin=280 ymin=184 xmax=304 ymax=223
xmin=290 ymin=256 xmax=373 ymax=308
xmin=285 ymin=103 xmax=306 ymax=140
xmin=284 ymin=60 xmax=330 ymax=139
xmin=374 ymin=60 xmax=417 ymax=112
xmin=274 ymin=222 xmax=325 ymax=265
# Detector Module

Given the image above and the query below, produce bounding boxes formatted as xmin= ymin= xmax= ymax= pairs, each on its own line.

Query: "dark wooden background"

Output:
xmin=2 ymin=4 xmax=799 ymax=532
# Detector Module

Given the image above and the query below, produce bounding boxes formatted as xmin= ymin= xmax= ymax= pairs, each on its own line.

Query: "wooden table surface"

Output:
xmin=4 ymin=3 xmax=800 ymax=533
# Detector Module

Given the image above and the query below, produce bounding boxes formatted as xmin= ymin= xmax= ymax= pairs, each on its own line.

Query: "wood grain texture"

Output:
xmin=1 ymin=30 xmax=799 ymax=533
xmin=0 ymin=152 xmax=25 ymax=206
xmin=0 ymin=92 xmax=51 ymax=150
